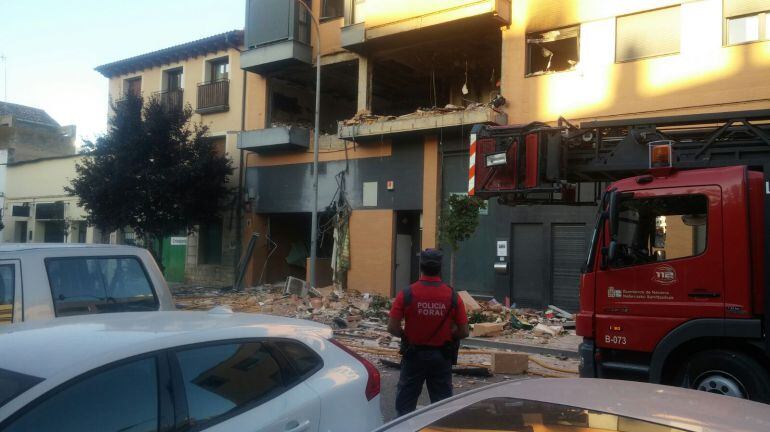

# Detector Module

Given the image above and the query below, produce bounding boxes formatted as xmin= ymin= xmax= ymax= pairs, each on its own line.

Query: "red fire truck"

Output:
xmin=471 ymin=110 xmax=770 ymax=402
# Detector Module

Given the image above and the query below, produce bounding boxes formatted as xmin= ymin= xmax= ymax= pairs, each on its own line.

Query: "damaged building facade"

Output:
xmin=93 ymin=0 xmax=770 ymax=309
xmin=238 ymin=0 xmax=770 ymax=310
xmin=240 ymin=0 xmax=770 ymax=310
xmin=237 ymin=0 xmax=509 ymax=297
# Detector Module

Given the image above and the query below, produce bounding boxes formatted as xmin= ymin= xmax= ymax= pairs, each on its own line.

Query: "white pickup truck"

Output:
xmin=0 ymin=244 xmax=175 ymax=324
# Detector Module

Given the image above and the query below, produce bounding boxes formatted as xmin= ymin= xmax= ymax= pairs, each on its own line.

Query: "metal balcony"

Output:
xmin=196 ymin=80 xmax=229 ymax=114
xmin=155 ymin=89 xmax=184 ymax=112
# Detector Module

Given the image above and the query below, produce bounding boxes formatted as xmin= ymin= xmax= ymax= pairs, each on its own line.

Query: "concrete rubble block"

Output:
xmin=458 ymin=291 xmax=482 ymax=313
xmin=470 ymin=322 xmax=506 ymax=338
xmin=491 ymin=352 xmax=529 ymax=375
xmin=533 ymin=323 xmax=563 ymax=337
xmin=309 ymin=298 xmax=323 ymax=310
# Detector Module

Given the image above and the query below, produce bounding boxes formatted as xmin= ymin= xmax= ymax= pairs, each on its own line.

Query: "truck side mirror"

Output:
xmin=608 ymin=190 xmax=618 ymax=238
xmin=607 ymin=240 xmax=618 ymax=263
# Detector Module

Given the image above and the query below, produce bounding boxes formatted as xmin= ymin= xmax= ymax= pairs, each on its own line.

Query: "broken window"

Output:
xmin=267 ymin=60 xmax=357 ymax=135
xmin=368 ymin=25 xmax=502 ymax=116
xmin=526 ymin=25 xmax=579 ymax=76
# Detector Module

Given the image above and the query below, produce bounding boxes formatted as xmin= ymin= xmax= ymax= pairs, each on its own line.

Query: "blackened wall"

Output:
xmin=245 ymin=136 xmax=424 ymax=213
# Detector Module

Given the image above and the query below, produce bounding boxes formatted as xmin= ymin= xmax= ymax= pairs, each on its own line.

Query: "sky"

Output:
xmin=0 ymin=0 xmax=244 ymax=146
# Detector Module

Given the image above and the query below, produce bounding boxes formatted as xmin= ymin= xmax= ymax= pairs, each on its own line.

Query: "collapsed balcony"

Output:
xmin=338 ymin=24 xmax=507 ymax=140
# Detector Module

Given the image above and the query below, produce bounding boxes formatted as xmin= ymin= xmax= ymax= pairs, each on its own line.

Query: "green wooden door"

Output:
xmin=162 ymin=236 xmax=187 ymax=283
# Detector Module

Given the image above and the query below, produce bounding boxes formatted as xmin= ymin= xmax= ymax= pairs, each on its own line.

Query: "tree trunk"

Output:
xmin=450 ymin=250 xmax=456 ymax=287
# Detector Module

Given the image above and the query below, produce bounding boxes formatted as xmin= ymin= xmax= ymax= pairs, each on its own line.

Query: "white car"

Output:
xmin=0 ymin=311 xmax=383 ymax=431
xmin=375 ymin=378 xmax=770 ymax=432
xmin=0 ymin=244 xmax=175 ymax=324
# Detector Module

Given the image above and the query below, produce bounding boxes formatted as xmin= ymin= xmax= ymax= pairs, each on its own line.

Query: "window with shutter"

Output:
xmin=724 ymin=0 xmax=770 ymax=45
xmin=616 ymin=6 xmax=681 ymax=62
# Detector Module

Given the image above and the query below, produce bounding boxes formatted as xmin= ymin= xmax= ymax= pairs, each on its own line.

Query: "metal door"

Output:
xmin=162 ymin=236 xmax=187 ymax=283
xmin=395 ymin=234 xmax=413 ymax=292
xmin=551 ymin=224 xmax=586 ymax=312
xmin=510 ymin=224 xmax=545 ymax=307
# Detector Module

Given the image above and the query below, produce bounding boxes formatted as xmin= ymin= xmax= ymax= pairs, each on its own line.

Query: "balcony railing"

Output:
xmin=197 ymin=80 xmax=229 ymax=114
xmin=155 ymin=89 xmax=184 ymax=112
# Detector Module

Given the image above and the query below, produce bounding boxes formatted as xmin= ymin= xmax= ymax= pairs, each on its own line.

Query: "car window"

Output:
xmin=4 ymin=357 xmax=158 ymax=432
xmin=273 ymin=340 xmax=322 ymax=377
xmin=419 ymin=397 xmax=688 ymax=432
xmin=0 ymin=368 xmax=44 ymax=408
xmin=0 ymin=265 xmax=14 ymax=324
xmin=175 ymin=342 xmax=287 ymax=427
xmin=46 ymin=256 xmax=158 ymax=317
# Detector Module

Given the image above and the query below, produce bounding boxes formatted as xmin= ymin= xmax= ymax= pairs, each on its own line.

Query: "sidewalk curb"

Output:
xmin=462 ymin=337 xmax=579 ymax=359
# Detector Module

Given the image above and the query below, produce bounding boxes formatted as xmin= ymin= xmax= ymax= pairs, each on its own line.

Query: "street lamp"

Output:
xmin=295 ymin=0 xmax=322 ymax=291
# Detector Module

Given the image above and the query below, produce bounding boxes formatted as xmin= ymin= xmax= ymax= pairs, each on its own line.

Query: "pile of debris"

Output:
xmin=340 ymin=103 xmax=499 ymax=127
xmin=173 ymin=282 xmax=579 ymax=378
xmin=459 ymin=291 xmax=574 ymax=340
xmin=174 ymin=282 xmax=575 ymax=345
xmin=174 ymin=278 xmax=393 ymax=332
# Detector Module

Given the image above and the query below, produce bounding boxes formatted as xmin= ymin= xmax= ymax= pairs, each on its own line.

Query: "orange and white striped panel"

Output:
xmin=468 ymin=133 xmax=477 ymax=195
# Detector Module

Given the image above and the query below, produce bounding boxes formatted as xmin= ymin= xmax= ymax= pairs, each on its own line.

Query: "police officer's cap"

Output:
xmin=420 ymin=248 xmax=443 ymax=267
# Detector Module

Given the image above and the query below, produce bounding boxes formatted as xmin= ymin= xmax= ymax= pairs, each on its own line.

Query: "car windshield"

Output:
xmin=45 ymin=257 xmax=158 ymax=317
xmin=420 ymin=397 xmax=688 ymax=432
xmin=0 ymin=368 xmax=44 ymax=408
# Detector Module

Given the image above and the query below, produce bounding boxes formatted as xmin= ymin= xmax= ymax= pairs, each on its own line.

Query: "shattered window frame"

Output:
xmin=525 ymin=24 xmax=580 ymax=77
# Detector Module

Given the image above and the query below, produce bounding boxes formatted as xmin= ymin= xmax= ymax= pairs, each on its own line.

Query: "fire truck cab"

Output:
xmin=471 ymin=110 xmax=770 ymax=402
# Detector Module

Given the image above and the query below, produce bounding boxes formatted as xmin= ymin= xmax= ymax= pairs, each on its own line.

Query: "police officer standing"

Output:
xmin=388 ymin=248 xmax=469 ymax=416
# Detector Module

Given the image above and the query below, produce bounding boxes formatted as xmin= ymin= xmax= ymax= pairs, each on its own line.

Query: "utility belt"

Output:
xmin=400 ymin=339 xmax=460 ymax=364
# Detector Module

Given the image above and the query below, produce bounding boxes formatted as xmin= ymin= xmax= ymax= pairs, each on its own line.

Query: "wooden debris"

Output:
xmin=458 ymin=291 xmax=482 ymax=313
xmin=471 ymin=322 xmax=505 ymax=337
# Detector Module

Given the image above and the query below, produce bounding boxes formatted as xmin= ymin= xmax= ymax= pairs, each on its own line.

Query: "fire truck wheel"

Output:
xmin=679 ymin=350 xmax=770 ymax=403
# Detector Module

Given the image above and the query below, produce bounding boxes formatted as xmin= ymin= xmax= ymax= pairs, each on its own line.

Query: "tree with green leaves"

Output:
xmin=67 ymin=93 xmax=233 ymax=263
xmin=439 ymin=194 xmax=487 ymax=286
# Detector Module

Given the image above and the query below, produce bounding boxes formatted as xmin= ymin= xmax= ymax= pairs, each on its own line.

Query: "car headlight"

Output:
xmin=485 ymin=152 xmax=507 ymax=167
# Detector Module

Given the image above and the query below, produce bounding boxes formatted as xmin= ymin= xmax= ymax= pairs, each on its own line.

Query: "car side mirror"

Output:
xmin=607 ymin=240 xmax=618 ymax=263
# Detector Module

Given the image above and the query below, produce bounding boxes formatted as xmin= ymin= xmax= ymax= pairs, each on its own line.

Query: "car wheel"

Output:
xmin=678 ymin=350 xmax=770 ymax=403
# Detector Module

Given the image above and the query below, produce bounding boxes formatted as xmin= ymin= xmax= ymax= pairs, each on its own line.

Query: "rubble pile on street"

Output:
xmin=173 ymin=282 xmax=392 ymax=330
xmin=460 ymin=290 xmax=575 ymax=342
xmin=174 ymin=283 xmax=579 ymax=378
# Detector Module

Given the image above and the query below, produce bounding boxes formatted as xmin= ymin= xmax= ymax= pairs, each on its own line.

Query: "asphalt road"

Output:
xmin=377 ymin=362 xmax=526 ymax=422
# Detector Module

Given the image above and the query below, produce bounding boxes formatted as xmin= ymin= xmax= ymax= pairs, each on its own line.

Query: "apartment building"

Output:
xmin=95 ymin=30 xmax=251 ymax=286
xmin=236 ymin=0 xmax=770 ymax=309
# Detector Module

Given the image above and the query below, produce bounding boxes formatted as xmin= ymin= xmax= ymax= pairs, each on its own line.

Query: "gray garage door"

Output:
xmin=551 ymin=224 xmax=586 ymax=312
xmin=511 ymin=224 xmax=545 ymax=308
